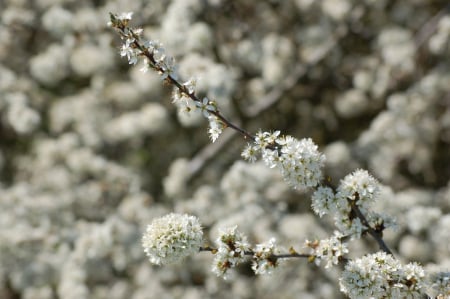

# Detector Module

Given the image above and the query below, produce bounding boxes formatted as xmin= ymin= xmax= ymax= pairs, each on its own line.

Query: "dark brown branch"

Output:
xmin=352 ymin=204 xmax=393 ymax=255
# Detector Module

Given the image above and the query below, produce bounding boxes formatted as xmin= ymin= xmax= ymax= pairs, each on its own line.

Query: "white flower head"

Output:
xmin=120 ymin=39 xmax=140 ymax=65
xmin=183 ymin=78 xmax=197 ymax=95
xmin=241 ymin=144 xmax=259 ymax=163
xmin=340 ymin=252 xmax=427 ymax=299
xmin=142 ymin=213 xmax=203 ymax=265
xmin=252 ymin=238 xmax=281 ymax=275
xmin=429 ymin=271 xmax=450 ymax=298
xmin=196 ymin=97 xmax=217 ymax=118
xmin=337 ymin=169 xmax=380 ymax=208
xmin=207 ymin=115 xmax=223 ymax=142
xmin=108 ymin=12 xmax=133 ymax=27
xmin=212 ymin=226 xmax=251 ymax=279
xmin=311 ymin=186 xmax=336 ymax=217
xmin=276 ymin=136 xmax=325 ymax=189
xmin=117 ymin=12 xmax=133 ymax=21
xmin=334 ymin=213 xmax=366 ymax=239
xmin=253 ymin=132 xmax=325 ymax=189
xmin=254 ymin=130 xmax=280 ymax=149
xmin=306 ymin=232 xmax=348 ymax=268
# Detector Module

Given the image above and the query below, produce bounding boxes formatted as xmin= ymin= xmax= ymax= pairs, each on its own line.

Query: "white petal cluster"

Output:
xmin=311 ymin=169 xmax=384 ymax=239
xmin=109 ymin=13 xmax=178 ymax=80
xmin=212 ymin=226 xmax=251 ymax=279
xmin=340 ymin=252 xmax=426 ymax=299
xmin=207 ymin=115 xmax=224 ymax=143
xmin=311 ymin=186 xmax=338 ymax=217
xmin=243 ymin=131 xmax=325 ymax=190
xmin=142 ymin=213 xmax=203 ymax=265
xmin=334 ymin=169 xmax=381 ymax=238
xmin=337 ymin=169 xmax=380 ymax=209
xmin=252 ymin=238 xmax=281 ymax=275
xmin=428 ymin=271 xmax=450 ymax=298
xmin=305 ymin=232 xmax=348 ymax=269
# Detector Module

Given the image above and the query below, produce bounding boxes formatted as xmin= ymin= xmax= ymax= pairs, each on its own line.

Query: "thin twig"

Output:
xmin=352 ymin=204 xmax=393 ymax=255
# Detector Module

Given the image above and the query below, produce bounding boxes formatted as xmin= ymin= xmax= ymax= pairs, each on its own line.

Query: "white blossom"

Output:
xmin=274 ymin=136 xmax=325 ymax=189
xmin=336 ymin=169 xmax=380 ymax=208
xmin=250 ymin=131 xmax=325 ymax=190
xmin=334 ymin=214 xmax=366 ymax=239
xmin=120 ymin=39 xmax=139 ymax=65
xmin=306 ymin=232 xmax=348 ymax=268
xmin=117 ymin=12 xmax=133 ymax=21
xmin=142 ymin=213 xmax=203 ymax=265
xmin=241 ymin=144 xmax=258 ymax=163
xmin=340 ymin=252 xmax=427 ymax=299
xmin=183 ymin=78 xmax=197 ymax=95
xmin=252 ymin=238 xmax=281 ymax=275
xmin=311 ymin=186 xmax=336 ymax=217
xmin=212 ymin=226 xmax=251 ymax=279
xmin=428 ymin=271 xmax=450 ymax=298
xmin=196 ymin=97 xmax=216 ymax=118
xmin=207 ymin=115 xmax=223 ymax=142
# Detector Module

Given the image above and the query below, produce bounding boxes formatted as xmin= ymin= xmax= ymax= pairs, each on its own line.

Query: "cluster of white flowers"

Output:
xmin=251 ymin=238 xmax=282 ymax=275
xmin=141 ymin=213 xmax=203 ymax=265
xmin=311 ymin=169 xmax=391 ymax=239
xmin=311 ymin=185 xmax=339 ymax=217
xmin=142 ymin=214 xmax=285 ymax=279
xmin=211 ymin=226 xmax=251 ymax=279
xmin=340 ymin=252 xmax=426 ymax=299
xmin=242 ymin=131 xmax=325 ymax=189
xmin=334 ymin=169 xmax=381 ymax=238
xmin=305 ymin=232 xmax=348 ymax=269
xmin=109 ymin=12 xmax=176 ymax=80
xmin=428 ymin=271 xmax=450 ymax=298
xmin=211 ymin=226 xmax=284 ymax=278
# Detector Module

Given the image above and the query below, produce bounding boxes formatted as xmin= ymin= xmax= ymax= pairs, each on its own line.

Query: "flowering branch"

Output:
xmin=108 ymin=12 xmax=255 ymax=142
xmin=109 ymin=12 xmax=449 ymax=298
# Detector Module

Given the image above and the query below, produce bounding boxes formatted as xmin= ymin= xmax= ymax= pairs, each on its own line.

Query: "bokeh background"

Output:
xmin=0 ymin=0 xmax=449 ymax=298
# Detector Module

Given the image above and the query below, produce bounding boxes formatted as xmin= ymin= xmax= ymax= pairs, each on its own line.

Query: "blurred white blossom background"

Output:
xmin=0 ymin=0 xmax=449 ymax=298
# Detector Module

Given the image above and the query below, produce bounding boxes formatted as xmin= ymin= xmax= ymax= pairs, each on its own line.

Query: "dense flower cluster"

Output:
xmin=305 ymin=232 xmax=348 ymax=269
xmin=242 ymin=131 xmax=326 ymax=189
xmin=141 ymin=213 xmax=203 ymax=265
xmin=311 ymin=186 xmax=339 ymax=217
xmin=310 ymin=169 xmax=397 ymax=240
xmin=428 ymin=271 xmax=450 ymax=298
xmin=212 ymin=226 xmax=251 ymax=279
xmin=251 ymin=238 xmax=282 ymax=275
xmin=340 ymin=252 xmax=426 ymax=299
